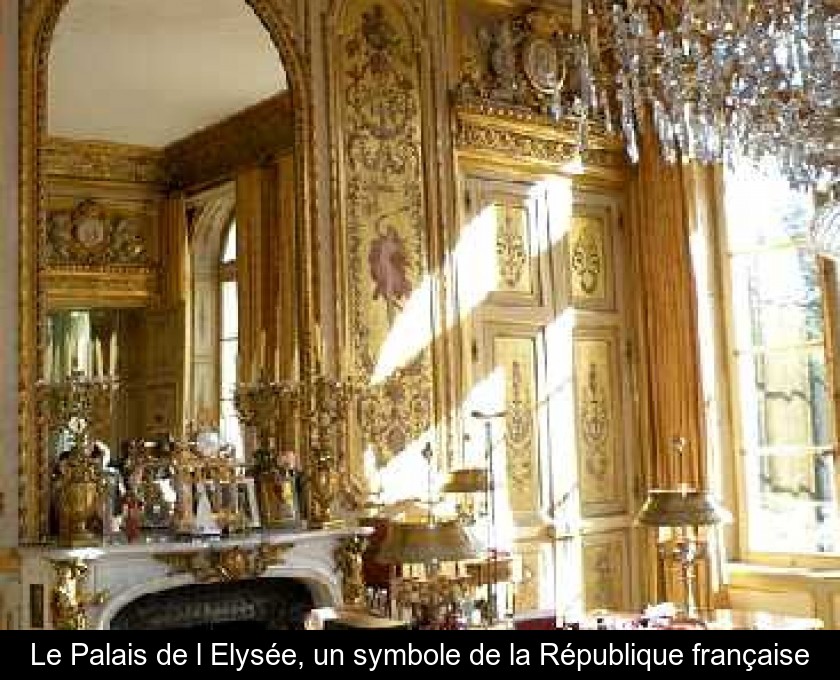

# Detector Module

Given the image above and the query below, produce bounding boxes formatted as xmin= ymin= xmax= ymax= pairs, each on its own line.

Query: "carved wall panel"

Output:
xmin=333 ymin=1 xmax=434 ymax=464
xmin=512 ymin=540 xmax=554 ymax=614
xmin=573 ymin=328 xmax=627 ymax=517
xmin=143 ymin=309 xmax=185 ymax=434
xmin=42 ymin=153 xmax=163 ymax=312
xmin=568 ymin=210 xmax=614 ymax=310
xmin=45 ymin=198 xmax=151 ymax=268
xmin=493 ymin=335 xmax=540 ymax=518
xmin=582 ymin=530 xmax=630 ymax=612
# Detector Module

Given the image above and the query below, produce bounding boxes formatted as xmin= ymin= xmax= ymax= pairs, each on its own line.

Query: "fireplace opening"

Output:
xmin=108 ymin=578 xmax=316 ymax=630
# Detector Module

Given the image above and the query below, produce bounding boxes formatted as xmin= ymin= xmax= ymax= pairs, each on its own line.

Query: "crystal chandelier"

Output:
xmin=583 ymin=0 xmax=840 ymax=192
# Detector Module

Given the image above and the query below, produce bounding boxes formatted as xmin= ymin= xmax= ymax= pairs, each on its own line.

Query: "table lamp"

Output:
xmin=375 ymin=518 xmax=479 ymax=573
xmin=635 ymin=486 xmax=731 ymax=618
xmin=375 ymin=518 xmax=479 ymax=628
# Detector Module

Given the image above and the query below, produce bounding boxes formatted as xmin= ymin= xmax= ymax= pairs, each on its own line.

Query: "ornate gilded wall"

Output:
xmin=330 ymin=0 xmax=436 ymax=471
xmin=1 ymin=0 xmax=724 ymax=622
xmin=448 ymin=0 xmax=637 ymax=617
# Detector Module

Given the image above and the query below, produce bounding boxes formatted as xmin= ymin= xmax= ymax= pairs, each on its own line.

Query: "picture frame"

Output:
xmin=236 ymin=477 xmax=261 ymax=529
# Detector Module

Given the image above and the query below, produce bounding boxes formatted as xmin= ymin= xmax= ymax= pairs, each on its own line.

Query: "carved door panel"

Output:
xmin=456 ymin=170 xmax=639 ymax=617
xmin=458 ymin=174 xmax=553 ymax=310
xmin=549 ymin=188 xmax=639 ymax=617
xmin=456 ymin=170 xmax=557 ymax=615
xmin=468 ymin=321 xmax=554 ymax=614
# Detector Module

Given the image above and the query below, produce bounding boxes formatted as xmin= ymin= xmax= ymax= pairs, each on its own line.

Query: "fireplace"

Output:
xmin=109 ymin=578 xmax=315 ymax=630
xmin=15 ymin=526 xmax=370 ymax=630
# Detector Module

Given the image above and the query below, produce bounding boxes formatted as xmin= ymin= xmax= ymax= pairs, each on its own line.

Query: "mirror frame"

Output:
xmin=19 ymin=0 xmax=319 ymax=544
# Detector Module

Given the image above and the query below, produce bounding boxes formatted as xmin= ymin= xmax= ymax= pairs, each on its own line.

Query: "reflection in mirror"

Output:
xmin=46 ymin=309 xmax=121 ymax=383
xmin=45 ymin=308 xmax=138 ymax=457
xmin=25 ymin=0 xmax=300 ymax=545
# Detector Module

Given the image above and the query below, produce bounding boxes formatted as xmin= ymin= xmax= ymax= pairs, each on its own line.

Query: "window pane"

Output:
xmin=221 ymin=281 xmax=238 ymax=340
xmin=222 ymin=221 xmax=236 ymax=263
xmin=723 ymin=163 xmax=814 ymax=252
xmin=220 ymin=339 xmax=238 ymax=399
xmin=737 ymin=348 xmax=832 ymax=449
xmin=724 ymin=159 xmax=835 ymax=556
xmin=746 ymin=451 xmax=838 ymax=553
xmin=730 ymin=249 xmax=824 ymax=349
xmin=220 ymin=399 xmax=243 ymax=459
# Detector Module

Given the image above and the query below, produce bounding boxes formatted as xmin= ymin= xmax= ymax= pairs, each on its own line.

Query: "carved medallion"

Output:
xmin=46 ymin=199 xmax=150 ymax=267
xmin=74 ymin=205 xmax=106 ymax=249
xmin=522 ymin=36 xmax=562 ymax=94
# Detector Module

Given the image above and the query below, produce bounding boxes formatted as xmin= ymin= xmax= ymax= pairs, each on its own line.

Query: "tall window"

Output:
xmin=722 ymin=162 xmax=837 ymax=555
xmin=219 ymin=219 xmax=242 ymax=455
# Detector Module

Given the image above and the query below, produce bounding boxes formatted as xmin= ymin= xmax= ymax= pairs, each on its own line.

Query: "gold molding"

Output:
xmin=44 ymin=137 xmax=165 ymax=185
xmin=453 ymin=100 xmax=626 ymax=185
xmin=164 ymin=92 xmax=295 ymax=190
xmin=20 ymin=0 xmax=318 ymax=544
xmin=42 ymin=266 xmax=159 ymax=309
xmin=154 ymin=544 xmax=292 ymax=583
xmin=45 ymin=94 xmax=296 ymax=193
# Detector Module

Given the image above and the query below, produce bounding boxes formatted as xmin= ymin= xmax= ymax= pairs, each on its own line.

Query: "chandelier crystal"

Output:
xmin=583 ymin=0 xmax=840 ymax=192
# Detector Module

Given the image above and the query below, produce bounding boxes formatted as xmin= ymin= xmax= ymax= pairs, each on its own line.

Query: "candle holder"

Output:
xmin=233 ymin=369 xmax=361 ymax=530
xmin=40 ymin=370 xmax=119 ymax=546
xmin=232 ymin=375 xmax=300 ymax=530
xmin=232 ymin=370 xmax=299 ymax=454
xmin=298 ymin=374 xmax=361 ymax=529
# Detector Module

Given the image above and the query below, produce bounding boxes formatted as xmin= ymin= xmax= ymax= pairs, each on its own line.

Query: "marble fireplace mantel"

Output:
xmin=16 ymin=525 xmax=372 ymax=630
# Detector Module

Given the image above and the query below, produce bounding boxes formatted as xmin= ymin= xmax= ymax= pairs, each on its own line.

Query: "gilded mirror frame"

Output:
xmin=19 ymin=0 xmax=318 ymax=543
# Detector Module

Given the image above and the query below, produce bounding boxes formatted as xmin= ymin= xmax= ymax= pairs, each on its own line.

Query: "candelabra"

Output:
xmin=40 ymin=369 xmax=119 ymax=546
xmin=298 ymin=374 xmax=360 ymax=528
xmin=233 ymin=371 xmax=302 ymax=529
xmin=232 ymin=370 xmax=298 ymax=454
xmin=233 ymin=368 xmax=361 ymax=529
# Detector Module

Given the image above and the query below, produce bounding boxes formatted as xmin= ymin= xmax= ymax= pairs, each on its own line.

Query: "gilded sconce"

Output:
xmin=49 ymin=559 xmax=107 ymax=630
xmin=335 ymin=534 xmax=368 ymax=609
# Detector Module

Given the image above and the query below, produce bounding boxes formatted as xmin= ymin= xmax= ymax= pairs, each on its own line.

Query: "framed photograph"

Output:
xmin=237 ymin=477 xmax=261 ymax=529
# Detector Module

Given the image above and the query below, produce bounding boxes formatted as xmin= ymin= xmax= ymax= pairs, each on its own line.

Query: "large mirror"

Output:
xmin=20 ymin=0 xmax=317 ymax=543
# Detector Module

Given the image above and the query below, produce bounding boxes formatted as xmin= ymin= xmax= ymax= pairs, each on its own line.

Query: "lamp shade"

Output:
xmin=375 ymin=519 xmax=479 ymax=564
xmin=635 ymin=488 xmax=732 ymax=528
xmin=442 ymin=467 xmax=493 ymax=493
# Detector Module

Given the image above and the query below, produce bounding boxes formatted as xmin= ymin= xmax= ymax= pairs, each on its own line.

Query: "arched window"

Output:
xmin=219 ymin=219 xmax=242 ymax=454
